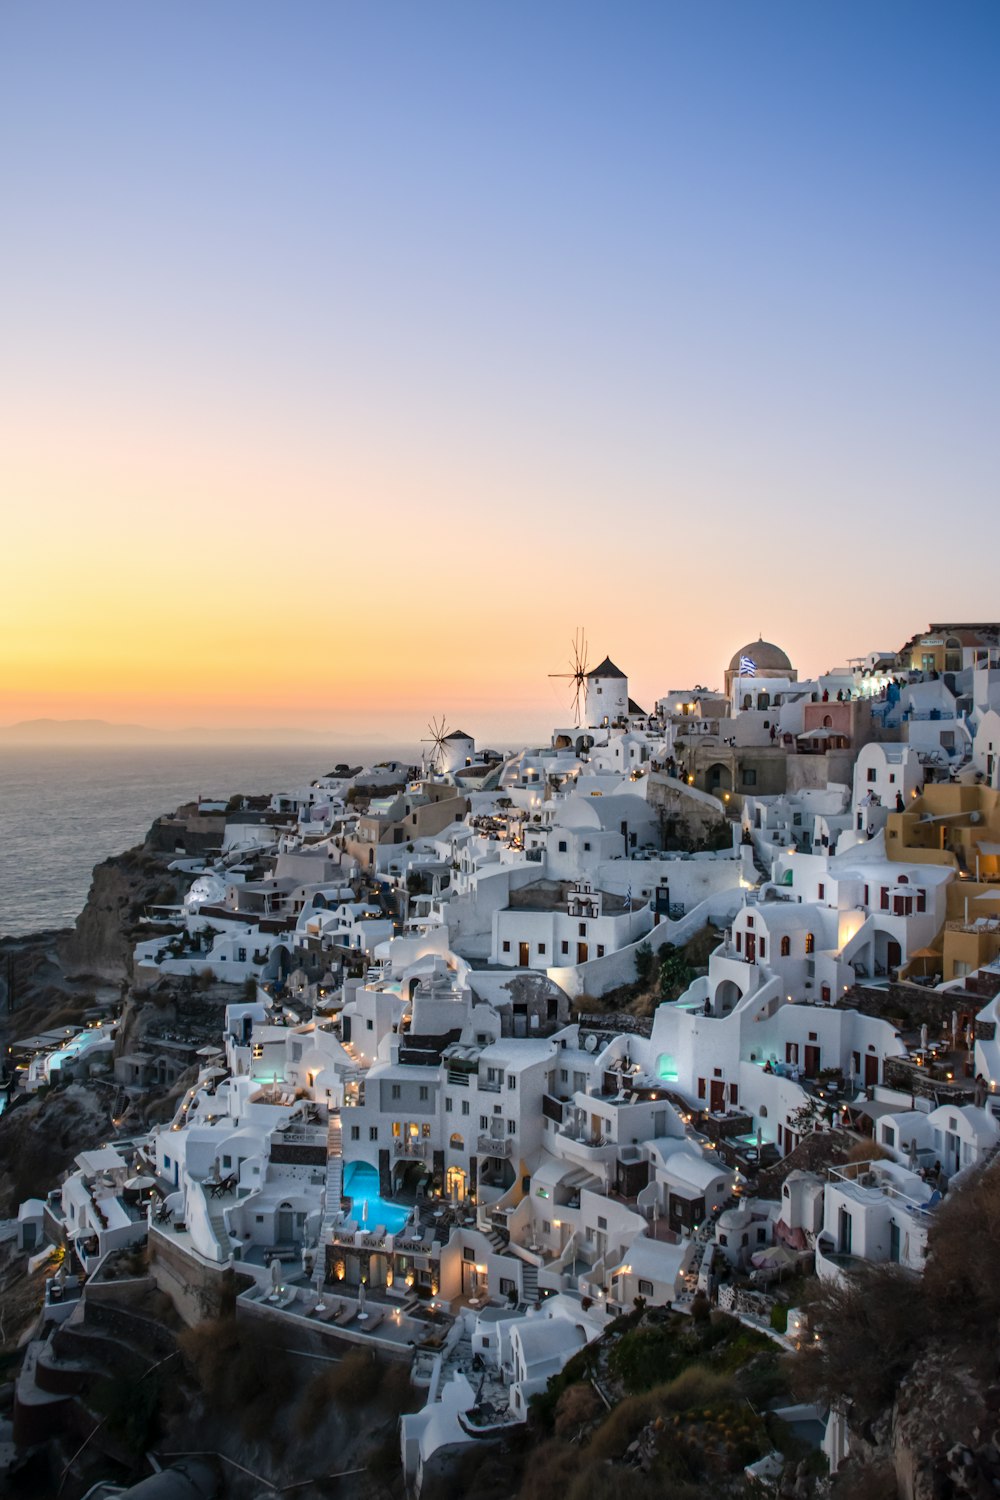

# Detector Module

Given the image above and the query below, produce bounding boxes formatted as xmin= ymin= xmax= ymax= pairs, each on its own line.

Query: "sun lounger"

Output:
xmin=313 ymin=1300 xmax=339 ymax=1321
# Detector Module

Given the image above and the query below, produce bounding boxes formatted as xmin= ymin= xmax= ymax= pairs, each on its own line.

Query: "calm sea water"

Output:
xmin=0 ymin=744 xmax=416 ymax=938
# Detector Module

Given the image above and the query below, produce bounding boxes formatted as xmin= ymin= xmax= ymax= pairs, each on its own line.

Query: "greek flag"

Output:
xmin=625 ymin=882 xmax=632 ymax=911
xmin=739 ymin=655 xmax=757 ymax=677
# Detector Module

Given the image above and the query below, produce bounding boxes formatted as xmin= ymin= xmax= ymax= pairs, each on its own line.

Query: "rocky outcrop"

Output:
xmin=58 ymin=840 xmax=186 ymax=980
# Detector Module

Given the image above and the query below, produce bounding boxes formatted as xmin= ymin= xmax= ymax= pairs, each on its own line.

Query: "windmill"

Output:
xmin=549 ymin=628 xmax=590 ymax=725
xmin=422 ymin=716 xmax=450 ymax=774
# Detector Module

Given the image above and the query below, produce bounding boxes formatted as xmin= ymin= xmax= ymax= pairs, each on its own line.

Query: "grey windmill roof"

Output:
xmin=586 ymin=656 xmax=626 ymax=680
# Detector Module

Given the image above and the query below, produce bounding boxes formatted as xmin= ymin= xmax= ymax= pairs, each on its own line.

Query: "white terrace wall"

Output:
xmin=546 ymin=888 xmax=746 ymax=999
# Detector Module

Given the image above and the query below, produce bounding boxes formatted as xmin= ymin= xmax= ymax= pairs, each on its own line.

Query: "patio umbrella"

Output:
xmin=358 ymin=1281 xmax=368 ymax=1320
xmin=751 ymin=1244 xmax=796 ymax=1272
xmin=314 ymin=1261 xmax=326 ymax=1313
xmin=271 ymin=1257 xmax=283 ymax=1297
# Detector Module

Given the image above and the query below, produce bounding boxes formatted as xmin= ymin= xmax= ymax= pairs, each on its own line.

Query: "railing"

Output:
xmin=477 ymin=1134 xmax=513 ymax=1158
xmin=477 ymin=1078 xmax=502 ymax=1094
xmin=394 ymin=1140 xmax=429 ymax=1158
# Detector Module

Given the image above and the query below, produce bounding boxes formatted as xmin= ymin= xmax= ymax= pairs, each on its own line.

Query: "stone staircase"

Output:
xmin=484 ymin=1224 xmax=508 ymax=1253
xmin=321 ymin=1112 xmax=344 ymax=1243
xmin=520 ymin=1262 xmax=539 ymax=1305
xmin=207 ymin=1202 xmax=233 ymax=1260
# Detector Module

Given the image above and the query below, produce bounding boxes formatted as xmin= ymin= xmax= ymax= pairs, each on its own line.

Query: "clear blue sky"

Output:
xmin=1 ymin=2 xmax=998 ymax=737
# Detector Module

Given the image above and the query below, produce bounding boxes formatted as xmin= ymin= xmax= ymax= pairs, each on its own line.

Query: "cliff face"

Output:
xmin=58 ymin=839 xmax=187 ymax=980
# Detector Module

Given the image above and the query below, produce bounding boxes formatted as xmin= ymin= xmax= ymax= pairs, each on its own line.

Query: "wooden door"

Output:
xmin=577 ymin=942 xmax=589 ymax=964
xmin=518 ymin=942 xmax=529 ymax=966
xmin=710 ymin=1079 xmax=725 ymax=1113
xmin=864 ymin=1053 xmax=879 ymax=1087
xmin=804 ymin=1046 xmax=820 ymax=1078
xmin=745 ymin=932 xmax=756 ymax=963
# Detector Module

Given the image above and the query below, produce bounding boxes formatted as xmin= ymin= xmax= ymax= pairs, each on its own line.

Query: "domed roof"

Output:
xmin=728 ymin=637 xmax=792 ymax=673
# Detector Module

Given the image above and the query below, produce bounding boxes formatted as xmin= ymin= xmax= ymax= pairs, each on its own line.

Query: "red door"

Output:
xmin=864 ymin=1054 xmax=879 ymax=1087
xmin=804 ymin=1046 xmax=820 ymax=1078
xmin=710 ymin=1080 xmax=726 ymax=1113
xmin=745 ymin=933 xmax=756 ymax=963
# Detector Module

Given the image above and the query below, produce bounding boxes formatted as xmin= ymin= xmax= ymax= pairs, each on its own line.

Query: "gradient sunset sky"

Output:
xmin=2 ymin=2 xmax=997 ymax=744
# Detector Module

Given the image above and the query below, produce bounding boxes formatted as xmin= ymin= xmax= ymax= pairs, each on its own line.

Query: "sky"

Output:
xmin=1 ymin=1 xmax=997 ymax=746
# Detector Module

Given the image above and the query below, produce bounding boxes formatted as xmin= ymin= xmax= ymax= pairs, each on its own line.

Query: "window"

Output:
xmin=419 ymin=1086 xmax=429 ymax=1101
xmin=805 ymin=932 xmax=815 ymax=954
xmin=502 ymin=940 xmax=511 ymax=953
xmin=543 ymin=1221 xmax=551 ymax=1235
xmin=507 ymin=1119 xmax=516 ymax=1134
xmin=369 ymin=1127 xmax=378 ymax=1141
xmin=366 ymin=1018 xmax=373 ymax=1030
xmin=917 ymin=889 xmax=926 ymax=912
xmin=598 ymin=1216 xmax=607 ymax=1229
xmin=747 ymin=915 xmax=754 ymax=928
xmin=561 ymin=940 xmax=569 ymax=955
xmin=597 ymin=944 xmax=605 ymax=957
xmin=538 ymin=943 xmax=546 ymax=955
xmin=759 ymin=938 xmax=766 ymax=959
xmin=350 ymin=1125 xmax=360 ymax=1141
xmin=884 ymin=1125 xmax=895 ymax=1148
xmin=558 ymin=841 xmax=567 ymax=852
xmin=237 ymin=947 xmax=247 ymax=963
xmin=461 ymin=1100 xmax=470 ymax=1116
xmin=638 ymin=1279 xmax=654 ymax=1297
xmin=714 ymin=1067 xmax=722 ymax=1078
xmin=222 ymin=1155 xmax=232 ymax=1169
xmin=508 ymin=1075 xmax=516 ymax=1089
xmin=736 ymin=932 xmax=742 ymax=954
xmin=422 ymin=1123 xmax=431 ymax=1137
xmin=391 ymin=1084 xmax=401 ymax=1100
xmin=817 ymin=883 xmax=825 ymax=900
xmin=697 ymin=1078 xmax=706 ymax=1098
xmin=584 ymin=842 xmax=591 ymax=851
xmin=867 ymin=768 xmax=877 ymax=782
xmin=780 ymin=936 xmax=790 ymax=958
xmin=578 ymin=922 xmax=587 ymax=936
xmin=445 ymin=1097 xmax=453 ymax=1112
xmin=480 ymin=1116 xmax=489 ymax=1130
xmin=743 ymin=769 xmax=757 ymax=787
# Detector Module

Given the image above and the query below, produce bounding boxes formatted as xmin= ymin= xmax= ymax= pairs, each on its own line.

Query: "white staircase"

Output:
xmin=520 ymin=1262 xmax=539 ymax=1304
xmin=321 ymin=1112 xmax=343 ymax=1243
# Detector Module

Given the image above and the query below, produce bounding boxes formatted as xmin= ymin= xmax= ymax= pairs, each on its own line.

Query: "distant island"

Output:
xmin=0 ymin=718 xmax=348 ymax=746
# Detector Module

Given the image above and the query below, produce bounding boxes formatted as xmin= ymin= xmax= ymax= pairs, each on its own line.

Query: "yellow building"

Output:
xmin=886 ymin=784 xmax=1000 ymax=980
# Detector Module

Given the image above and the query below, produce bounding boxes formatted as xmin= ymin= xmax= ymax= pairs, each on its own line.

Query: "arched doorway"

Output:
xmin=707 ymin=762 xmax=733 ymax=793
xmin=714 ymin=978 xmax=742 ymax=1015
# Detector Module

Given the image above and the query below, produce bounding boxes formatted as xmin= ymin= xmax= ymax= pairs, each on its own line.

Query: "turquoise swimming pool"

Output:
xmin=342 ymin=1160 xmax=410 ymax=1234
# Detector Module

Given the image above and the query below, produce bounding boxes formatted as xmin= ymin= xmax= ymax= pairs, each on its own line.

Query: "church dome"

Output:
xmin=728 ymin=638 xmax=792 ymax=674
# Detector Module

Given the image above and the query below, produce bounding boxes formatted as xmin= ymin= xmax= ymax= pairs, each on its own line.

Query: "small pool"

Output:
xmin=342 ymin=1160 xmax=411 ymax=1234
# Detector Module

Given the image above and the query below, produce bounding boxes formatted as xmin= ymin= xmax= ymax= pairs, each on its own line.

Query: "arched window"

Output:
xmin=897 ymin=874 xmax=908 ymax=884
xmin=780 ymin=936 xmax=791 ymax=957
xmin=805 ymin=932 xmax=815 ymax=955
xmin=743 ymin=694 xmax=753 ymax=710
xmin=823 ymin=714 xmax=833 ymax=728
xmin=449 ymin=1133 xmax=464 ymax=1150
xmin=759 ymin=1105 xmax=768 ymax=1118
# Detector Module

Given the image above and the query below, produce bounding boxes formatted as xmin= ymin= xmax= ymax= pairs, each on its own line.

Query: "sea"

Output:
xmin=0 ymin=744 xmax=417 ymax=939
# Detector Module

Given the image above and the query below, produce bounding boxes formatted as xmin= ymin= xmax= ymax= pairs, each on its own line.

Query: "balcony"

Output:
xmin=393 ymin=1139 xmax=430 ymax=1159
xmin=477 ymin=1134 xmax=513 ymax=1158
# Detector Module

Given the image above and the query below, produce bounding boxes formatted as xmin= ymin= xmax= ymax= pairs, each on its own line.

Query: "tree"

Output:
xmin=635 ymin=942 xmax=655 ymax=987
